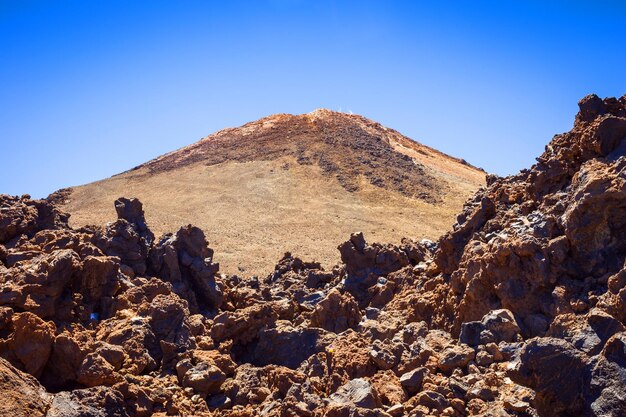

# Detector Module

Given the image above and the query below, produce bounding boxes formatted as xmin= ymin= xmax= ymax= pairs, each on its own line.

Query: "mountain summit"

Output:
xmin=53 ymin=110 xmax=485 ymax=274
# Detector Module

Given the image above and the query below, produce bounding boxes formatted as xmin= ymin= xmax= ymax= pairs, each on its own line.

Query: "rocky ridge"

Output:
xmin=0 ymin=94 xmax=625 ymax=416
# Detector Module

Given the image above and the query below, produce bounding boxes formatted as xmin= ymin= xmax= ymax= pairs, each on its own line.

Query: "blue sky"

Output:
xmin=1 ymin=0 xmax=625 ymax=198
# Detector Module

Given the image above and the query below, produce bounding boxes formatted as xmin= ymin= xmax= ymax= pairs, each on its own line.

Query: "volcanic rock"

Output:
xmin=309 ymin=288 xmax=361 ymax=333
xmin=460 ymin=309 xmax=522 ymax=346
xmin=148 ymin=225 xmax=222 ymax=313
xmin=176 ymin=358 xmax=226 ymax=397
xmin=0 ymin=357 xmax=51 ymax=417
xmin=251 ymin=321 xmax=330 ymax=369
xmin=0 ymin=94 xmax=625 ymax=416
xmin=0 ymin=195 xmax=69 ymax=244
xmin=328 ymin=378 xmax=381 ymax=409
xmin=339 ymin=232 xmax=411 ymax=280
xmin=437 ymin=344 xmax=475 ymax=374
xmin=399 ymin=367 xmax=426 ymax=395
xmin=509 ymin=337 xmax=587 ymax=415
xmin=47 ymin=386 xmax=129 ymax=417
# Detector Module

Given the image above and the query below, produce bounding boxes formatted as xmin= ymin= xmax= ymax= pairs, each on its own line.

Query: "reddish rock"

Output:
xmin=0 ymin=195 xmax=69 ymax=244
xmin=176 ymin=358 xmax=226 ymax=397
xmin=437 ymin=344 xmax=475 ymax=375
xmin=0 ymin=312 xmax=55 ymax=378
xmin=0 ymin=357 xmax=50 ymax=417
xmin=309 ymin=288 xmax=361 ymax=333
xmin=148 ymin=225 xmax=222 ymax=313
xmin=338 ymin=232 xmax=411 ymax=280
xmin=77 ymin=352 xmax=120 ymax=387
xmin=0 ymin=95 xmax=625 ymax=417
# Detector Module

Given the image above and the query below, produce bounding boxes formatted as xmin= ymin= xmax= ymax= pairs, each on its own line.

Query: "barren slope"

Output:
xmin=56 ymin=109 xmax=485 ymax=274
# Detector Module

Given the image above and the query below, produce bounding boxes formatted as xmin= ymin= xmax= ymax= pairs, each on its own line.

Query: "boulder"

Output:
xmin=0 ymin=312 xmax=56 ymax=378
xmin=399 ymin=367 xmax=426 ymax=395
xmin=588 ymin=333 xmax=626 ymax=417
xmin=252 ymin=322 xmax=329 ymax=369
xmin=368 ymin=339 xmax=401 ymax=371
xmin=328 ymin=378 xmax=381 ymax=409
xmin=76 ymin=352 xmax=119 ymax=387
xmin=0 ymin=357 xmax=51 ymax=417
xmin=0 ymin=195 xmax=69 ymax=244
xmin=509 ymin=338 xmax=587 ymax=416
xmin=176 ymin=359 xmax=226 ymax=397
xmin=413 ymin=390 xmax=448 ymax=412
xmin=309 ymin=288 xmax=361 ymax=333
xmin=0 ymin=249 xmax=80 ymax=319
xmin=547 ymin=310 xmax=625 ymax=356
xmin=47 ymin=386 xmax=129 ymax=417
xmin=437 ymin=344 xmax=475 ymax=374
xmin=338 ymin=232 xmax=410 ymax=280
xmin=460 ymin=309 xmax=522 ymax=346
xmin=113 ymin=197 xmax=154 ymax=247
xmin=148 ymin=225 xmax=222 ymax=313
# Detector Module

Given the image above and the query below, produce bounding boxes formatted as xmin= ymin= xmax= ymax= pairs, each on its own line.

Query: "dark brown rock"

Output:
xmin=460 ymin=309 xmax=522 ymax=346
xmin=339 ymin=232 xmax=411 ymax=280
xmin=251 ymin=322 xmax=330 ymax=369
xmin=437 ymin=344 xmax=475 ymax=374
xmin=148 ymin=225 xmax=222 ymax=313
xmin=0 ymin=357 xmax=50 ymax=417
xmin=309 ymin=288 xmax=361 ymax=333
xmin=509 ymin=338 xmax=587 ymax=416
xmin=399 ymin=367 xmax=426 ymax=395
xmin=176 ymin=358 xmax=226 ymax=397
xmin=0 ymin=195 xmax=69 ymax=244
xmin=47 ymin=386 xmax=129 ymax=417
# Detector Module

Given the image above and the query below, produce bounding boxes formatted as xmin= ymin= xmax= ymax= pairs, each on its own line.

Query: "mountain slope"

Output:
xmin=2 ymin=95 xmax=626 ymax=416
xmin=54 ymin=109 xmax=485 ymax=274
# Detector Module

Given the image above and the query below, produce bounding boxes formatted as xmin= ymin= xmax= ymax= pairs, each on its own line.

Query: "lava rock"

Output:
xmin=328 ymin=378 xmax=381 ymax=409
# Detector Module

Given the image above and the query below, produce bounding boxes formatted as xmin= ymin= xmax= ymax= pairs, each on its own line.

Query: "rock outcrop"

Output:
xmin=0 ymin=357 xmax=51 ymax=417
xmin=0 ymin=94 xmax=625 ymax=416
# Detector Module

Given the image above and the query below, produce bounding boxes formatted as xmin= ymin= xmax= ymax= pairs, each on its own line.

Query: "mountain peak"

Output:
xmin=56 ymin=112 xmax=484 ymax=275
xmin=306 ymin=108 xmax=349 ymax=117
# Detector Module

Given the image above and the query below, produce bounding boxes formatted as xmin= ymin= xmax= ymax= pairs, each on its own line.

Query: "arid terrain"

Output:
xmin=54 ymin=109 xmax=485 ymax=275
xmin=1 ymin=94 xmax=626 ymax=417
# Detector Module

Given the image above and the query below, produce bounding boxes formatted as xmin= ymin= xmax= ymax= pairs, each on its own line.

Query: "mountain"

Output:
xmin=1 ymin=94 xmax=626 ymax=416
xmin=52 ymin=109 xmax=485 ymax=275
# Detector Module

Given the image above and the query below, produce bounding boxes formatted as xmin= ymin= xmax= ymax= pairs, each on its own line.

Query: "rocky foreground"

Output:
xmin=1 ymin=94 xmax=626 ymax=416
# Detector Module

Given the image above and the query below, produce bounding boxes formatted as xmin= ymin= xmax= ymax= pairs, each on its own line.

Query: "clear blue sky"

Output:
xmin=2 ymin=1 xmax=625 ymax=198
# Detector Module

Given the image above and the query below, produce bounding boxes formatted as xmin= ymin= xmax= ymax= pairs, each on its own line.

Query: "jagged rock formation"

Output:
xmin=0 ymin=95 xmax=625 ymax=416
xmin=54 ymin=109 xmax=484 ymax=275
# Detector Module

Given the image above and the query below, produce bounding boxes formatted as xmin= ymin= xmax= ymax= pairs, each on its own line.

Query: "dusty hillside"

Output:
xmin=55 ymin=109 xmax=485 ymax=275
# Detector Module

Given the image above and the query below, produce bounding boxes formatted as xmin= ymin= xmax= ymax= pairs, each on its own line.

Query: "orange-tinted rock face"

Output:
xmin=0 ymin=95 xmax=626 ymax=416
xmin=0 ymin=357 xmax=51 ymax=417
xmin=421 ymin=94 xmax=626 ymax=340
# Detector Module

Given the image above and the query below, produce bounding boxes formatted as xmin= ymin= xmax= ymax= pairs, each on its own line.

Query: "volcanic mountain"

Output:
xmin=53 ymin=109 xmax=485 ymax=274
xmin=2 ymin=95 xmax=626 ymax=416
